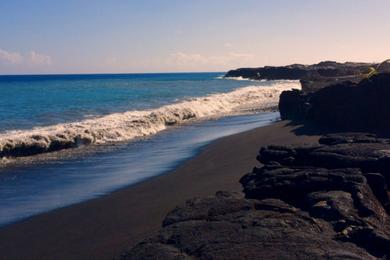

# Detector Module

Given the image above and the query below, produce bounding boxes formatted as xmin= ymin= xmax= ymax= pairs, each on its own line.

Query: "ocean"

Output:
xmin=0 ymin=72 xmax=300 ymax=225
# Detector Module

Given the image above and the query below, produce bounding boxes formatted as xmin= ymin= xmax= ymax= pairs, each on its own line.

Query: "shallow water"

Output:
xmin=0 ymin=112 xmax=279 ymax=226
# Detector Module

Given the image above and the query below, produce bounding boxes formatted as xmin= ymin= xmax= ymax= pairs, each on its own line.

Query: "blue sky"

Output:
xmin=1 ymin=0 xmax=390 ymax=74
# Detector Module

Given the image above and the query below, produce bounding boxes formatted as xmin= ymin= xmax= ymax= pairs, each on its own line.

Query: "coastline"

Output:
xmin=0 ymin=79 xmax=299 ymax=159
xmin=0 ymin=120 xmax=321 ymax=260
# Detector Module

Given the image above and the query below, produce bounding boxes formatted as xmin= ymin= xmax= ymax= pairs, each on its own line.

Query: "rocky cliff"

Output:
xmin=226 ymin=61 xmax=378 ymax=92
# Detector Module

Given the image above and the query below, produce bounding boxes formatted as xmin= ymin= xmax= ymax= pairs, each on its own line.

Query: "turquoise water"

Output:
xmin=0 ymin=73 xmax=251 ymax=131
xmin=0 ymin=73 xmax=299 ymax=226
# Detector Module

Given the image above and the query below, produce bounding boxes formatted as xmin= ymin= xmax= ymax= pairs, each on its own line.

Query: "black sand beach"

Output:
xmin=0 ymin=121 xmax=320 ymax=260
xmin=2 ymin=1 xmax=390 ymax=258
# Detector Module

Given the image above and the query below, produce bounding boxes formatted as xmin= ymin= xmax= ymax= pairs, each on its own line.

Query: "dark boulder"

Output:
xmin=122 ymin=192 xmax=377 ymax=260
xmin=239 ymin=135 xmax=390 ymax=257
xmin=279 ymin=89 xmax=308 ymax=120
xmin=279 ymin=73 xmax=390 ymax=133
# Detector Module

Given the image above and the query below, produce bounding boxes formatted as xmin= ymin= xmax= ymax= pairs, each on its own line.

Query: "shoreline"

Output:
xmin=0 ymin=112 xmax=279 ymax=226
xmin=0 ymin=80 xmax=299 ymax=160
xmin=0 ymin=109 xmax=278 ymax=170
xmin=0 ymin=120 xmax=321 ymax=260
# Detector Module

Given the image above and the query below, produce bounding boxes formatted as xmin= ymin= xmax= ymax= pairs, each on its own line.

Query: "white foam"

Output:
xmin=224 ymin=76 xmax=250 ymax=81
xmin=224 ymin=76 xmax=265 ymax=82
xmin=0 ymin=81 xmax=300 ymax=158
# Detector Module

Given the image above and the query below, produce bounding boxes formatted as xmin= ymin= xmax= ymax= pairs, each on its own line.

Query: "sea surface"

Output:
xmin=0 ymin=73 xmax=254 ymax=131
xmin=0 ymin=73 xmax=300 ymax=226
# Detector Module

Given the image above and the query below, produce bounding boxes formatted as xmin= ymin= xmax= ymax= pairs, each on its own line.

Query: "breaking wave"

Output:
xmin=223 ymin=76 xmax=263 ymax=82
xmin=0 ymin=81 xmax=300 ymax=159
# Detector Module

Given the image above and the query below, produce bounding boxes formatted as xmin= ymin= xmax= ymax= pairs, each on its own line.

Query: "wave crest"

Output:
xmin=0 ymin=81 xmax=300 ymax=158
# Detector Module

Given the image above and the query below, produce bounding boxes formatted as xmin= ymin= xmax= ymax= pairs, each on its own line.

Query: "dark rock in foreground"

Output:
xmin=279 ymin=73 xmax=390 ymax=134
xmin=121 ymin=133 xmax=390 ymax=259
xmin=123 ymin=192 xmax=376 ymax=259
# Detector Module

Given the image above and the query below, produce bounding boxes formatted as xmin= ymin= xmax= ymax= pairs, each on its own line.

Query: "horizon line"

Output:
xmin=0 ymin=71 xmax=227 ymax=77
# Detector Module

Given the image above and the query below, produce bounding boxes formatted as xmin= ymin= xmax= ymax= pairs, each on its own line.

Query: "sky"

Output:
xmin=0 ymin=0 xmax=390 ymax=74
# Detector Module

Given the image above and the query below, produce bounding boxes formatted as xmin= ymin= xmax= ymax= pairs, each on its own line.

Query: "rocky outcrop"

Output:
xmin=121 ymin=133 xmax=390 ymax=259
xmin=242 ymin=133 xmax=390 ymax=258
xmin=279 ymin=73 xmax=390 ymax=134
xmin=225 ymin=61 xmax=375 ymax=92
xmin=122 ymin=192 xmax=377 ymax=259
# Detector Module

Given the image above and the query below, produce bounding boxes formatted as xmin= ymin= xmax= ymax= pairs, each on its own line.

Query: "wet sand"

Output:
xmin=0 ymin=121 xmax=321 ymax=260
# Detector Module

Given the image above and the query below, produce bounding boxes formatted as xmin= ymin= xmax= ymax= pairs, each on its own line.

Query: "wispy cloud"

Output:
xmin=0 ymin=49 xmax=23 ymax=64
xmin=0 ymin=48 xmax=52 ymax=65
xmin=169 ymin=51 xmax=254 ymax=67
xmin=28 ymin=51 xmax=52 ymax=65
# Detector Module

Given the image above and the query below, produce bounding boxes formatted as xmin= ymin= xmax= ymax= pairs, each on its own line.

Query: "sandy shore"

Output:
xmin=0 ymin=121 xmax=321 ymax=260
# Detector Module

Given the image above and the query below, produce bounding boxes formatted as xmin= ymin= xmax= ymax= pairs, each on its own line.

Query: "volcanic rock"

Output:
xmin=122 ymin=133 xmax=390 ymax=259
